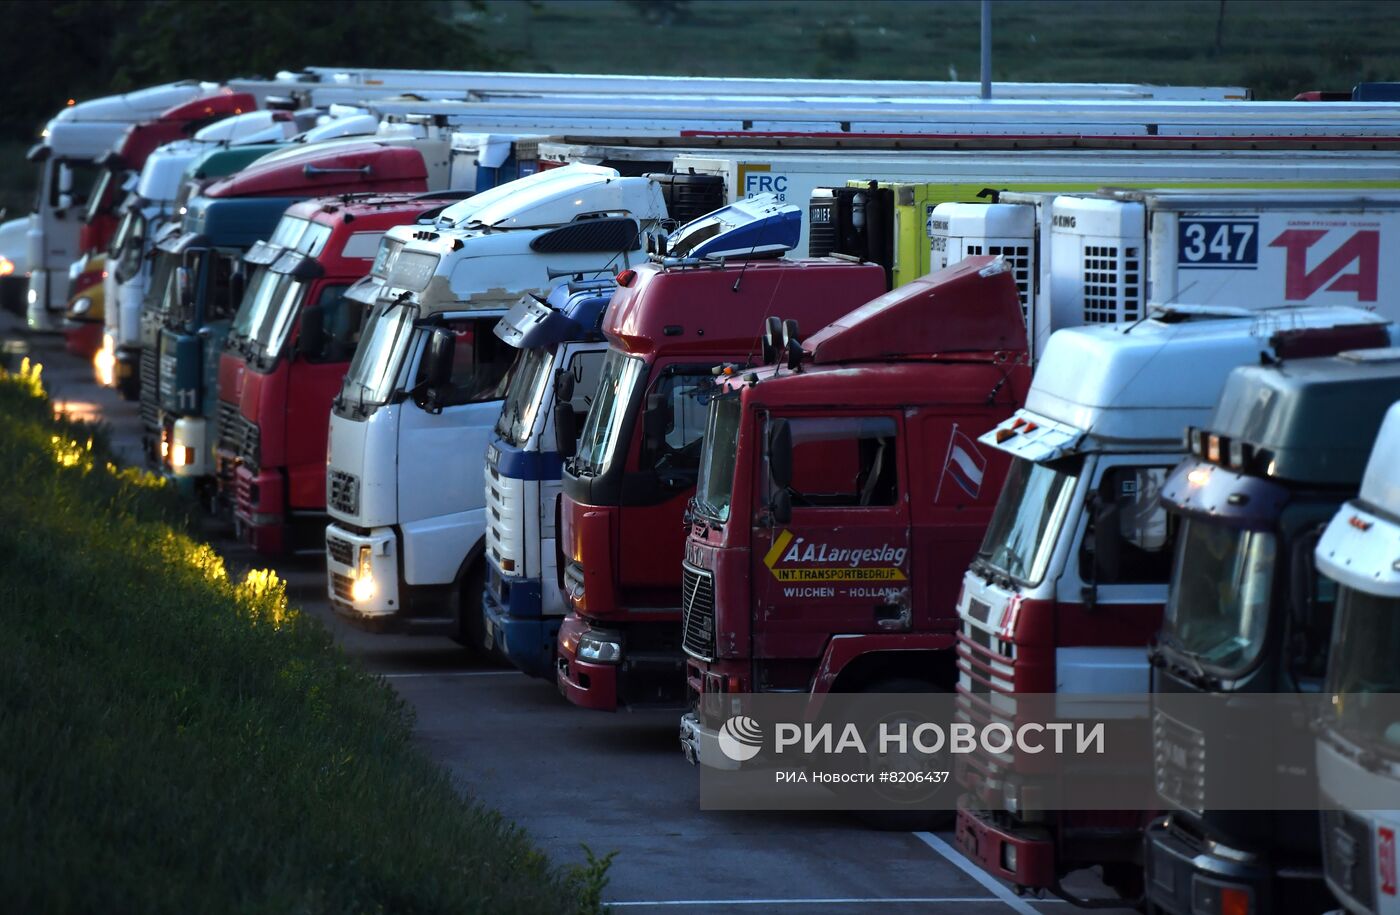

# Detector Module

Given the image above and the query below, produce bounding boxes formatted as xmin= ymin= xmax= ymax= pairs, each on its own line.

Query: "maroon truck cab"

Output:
xmin=556 ymin=258 xmax=888 ymax=711
xmin=676 ymin=257 xmax=1030 ymax=772
xmin=216 ymin=192 xmax=461 ymax=554
xmin=81 ymin=90 xmax=256 ymax=256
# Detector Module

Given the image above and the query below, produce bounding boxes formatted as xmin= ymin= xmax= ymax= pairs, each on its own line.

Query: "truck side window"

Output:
xmin=641 ymin=370 xmax=715 ymax=474
xmin=421 ymin=317 xmax=515 ymax=408
xmin=305 ymin=284 xmax=355 ymax=364
xmin=565 ymin=350 xmax=605 ymax=424
xmin=776 ymin=416 xmax=898 ymax=508
xmin=1078 ymin=466 xmax=1175 ymax=584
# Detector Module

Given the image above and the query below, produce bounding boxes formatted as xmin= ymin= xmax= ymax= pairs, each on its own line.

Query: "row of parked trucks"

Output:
xmin=20 ymin=70 xmax=1400 ymax=913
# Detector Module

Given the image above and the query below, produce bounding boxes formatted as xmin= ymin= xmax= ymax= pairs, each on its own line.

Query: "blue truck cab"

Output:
xmin=483 ymin=276 xmax=615 ymax=676
xmin=155 ymin=194 xmax=298 ymax=494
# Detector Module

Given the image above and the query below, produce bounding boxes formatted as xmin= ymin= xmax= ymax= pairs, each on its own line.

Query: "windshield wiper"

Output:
xmin=1150 ymin=630 xmax=1221 ymax=690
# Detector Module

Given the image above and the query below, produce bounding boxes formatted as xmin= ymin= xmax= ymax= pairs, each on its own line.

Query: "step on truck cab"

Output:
xmin=555 ymin=205 xmax=890 ymax=711
xmin=482 ymin=275 xmax=614 ymax=676
xmin=324 ymin=165 xmax=668 ymax=647
xmin=1314 ymin=400 xmax=1400 ymax=915
xmin=217 ymin=192 xmax=467 ymax=554
xmin=677 ymin=255 xmax=1031 ymax=768
xmin=1146 ymin=346 xmax=1400 ymax=915
xmin=954 ymin=307 xmax=1397 ymax=903
xmin=144 ymin=143 xmax=430 ymax=493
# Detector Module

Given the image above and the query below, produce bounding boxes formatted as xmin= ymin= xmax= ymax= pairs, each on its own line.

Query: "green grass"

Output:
xmin=0 ymin=359 xmax=599 ymax=913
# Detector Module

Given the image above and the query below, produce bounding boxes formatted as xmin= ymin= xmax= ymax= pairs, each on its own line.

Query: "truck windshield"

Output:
xmin=251 ymin=275 xmax=307 ymax=361
xmin=977 ymin=457 xmax=1080 ymax=587
xmin=573 ymin=349 xmax=645 ymax=477
xmin=1162 ymin=519 xmax=1276 ymax=676
xmin=1325 ymin=586 xmax=1400 ymax=756
xmin=230 ymin=266 xmax=281 ymax=345
xmin=496 ymin=346 xmax=554 ymax=447
xmin=340 ymin=303 xmax=415 ymax=412
xmin=83 ymin=167 xmax=116 ymax=225
xmin=694 ymin=393 xmax=741 ymax=522
xmin=112 ymin=210 xmax=147 ymax=279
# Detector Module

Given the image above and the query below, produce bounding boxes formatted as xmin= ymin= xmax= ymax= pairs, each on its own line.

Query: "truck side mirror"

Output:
xmin=419 ymin=327 xmax=456 ymax=414
xmin=771 ymin=488 xmax=792 ymax=525
xmin=296 ymin=305 xmax=326 ymax=358
xmin=1092 ymin=494 xmax=1122 ymax=583
xmin=555 ymin=367 xmax=576 ymax=403
xmin=769 ymin=418 xmax=793 ymax=489
xmin=644 ymin=390 xmax=669 ymax=456
xmin=176 ymin=266 xmax=194 ymax=308
xmin=229 ymin=268 xmax=246 ymax=308
xmin=554 ymin=401 xmax=578 ymax=459
xmin=761 ymin=315 xmax=783 ymax=365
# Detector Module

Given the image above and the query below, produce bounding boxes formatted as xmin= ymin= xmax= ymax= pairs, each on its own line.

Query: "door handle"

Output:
xmin=874 ymin=603 xmax=910 ymax=631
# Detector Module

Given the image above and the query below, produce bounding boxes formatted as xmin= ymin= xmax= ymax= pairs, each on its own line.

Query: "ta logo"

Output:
xmin=1269 ymin=228 xmax=1380 ymax=302
xmin=717 ymin=716 xmax=764 ymax=763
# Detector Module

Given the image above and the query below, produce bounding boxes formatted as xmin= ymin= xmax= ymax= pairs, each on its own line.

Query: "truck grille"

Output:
xmin=216 ymin=400 xmax=241 ymax=454
xmin=1322 ymin=807 xmax=1375 ymax=909
xmin=138 ymin=347 xmax=159 ymax=430
xmin=679 ymin=563 xmax=716 ymax=661
xmin=328 ymin=469 xmax=360 ymax=517
xmin=224 ymin=413 xmax=259 ymax=471
xmin=157 ymin=352 xmax=175 ymax=409
xmin=956 ymin=617 xmax=1021 ymax=797
xmin=326 ymin=535 xmax=354 ymax=567
xmin=1153 ymin=708 xmax=1207 ymax=815
xmin=331 ymin=572 xmax=354 ymax=603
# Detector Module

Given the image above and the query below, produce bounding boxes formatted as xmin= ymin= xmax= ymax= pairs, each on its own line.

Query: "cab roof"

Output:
xmin=603 ymin=258 xmax=887 ymax=358
xmin=1206 ymin=347 xmax=1400 ymax=485
xmin=286 ymin=191 xmax=468 ymax=224
xmin=436 ymin=163 xmax=618 ymax=228
xmin=203 ymin=141 xmax=428 ymax=198
xmin=991 ymin=306 xmax=1396 ymax=458
xmin=804 ymin=256 xmax=1027 ymax=364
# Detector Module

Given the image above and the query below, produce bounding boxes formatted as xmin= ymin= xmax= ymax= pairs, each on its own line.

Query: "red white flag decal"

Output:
xmin=937 ymin=425 xmax=987 ymax=501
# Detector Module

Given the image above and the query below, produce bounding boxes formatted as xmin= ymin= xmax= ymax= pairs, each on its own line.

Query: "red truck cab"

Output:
xmin=81 ymin=90 xmax=256 ymax=256
xmin=556 ymin=257 xmax=889 ymax=711
xmin=217 ymin=192 xmax=464 ymax=554
xmin=676 ymin=257 xmax=1030 ymax=768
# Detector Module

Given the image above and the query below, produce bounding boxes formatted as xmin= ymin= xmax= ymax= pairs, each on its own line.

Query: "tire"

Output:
xmin=853 ymin=677 xmax=956 ymax=830
xmin=454 ymin=561 xmax=491 ymax=657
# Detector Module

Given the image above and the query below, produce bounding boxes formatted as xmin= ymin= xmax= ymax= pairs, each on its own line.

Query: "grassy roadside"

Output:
xmin=0 ymin=360 xmax=599 ymax=913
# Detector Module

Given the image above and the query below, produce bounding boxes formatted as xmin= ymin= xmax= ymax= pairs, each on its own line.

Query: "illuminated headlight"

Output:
xmin=576 ymin=629 xmax=623 ymax=664
xmin=94 ymin=335 xmax=116 ymax=387
xmin=27 ymin=288 xmax=37 ymax=306
xmin=351 ymin=545 xmax=375 ymax=603
xmin=70 ymin=296 xmax=93 ymax=316
xmin=170 ymin=418 xmax=207 ymax=476
xmin=0 ymin=256 xmax=14 ymax=277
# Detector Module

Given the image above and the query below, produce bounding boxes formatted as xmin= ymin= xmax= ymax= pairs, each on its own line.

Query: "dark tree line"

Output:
xmin=1 ymin=0 xmax=497 ymax=141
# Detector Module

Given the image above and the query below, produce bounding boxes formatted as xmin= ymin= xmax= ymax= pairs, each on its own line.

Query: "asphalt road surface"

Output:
xmin=6 ymin=312 xmax=1135 ymax=914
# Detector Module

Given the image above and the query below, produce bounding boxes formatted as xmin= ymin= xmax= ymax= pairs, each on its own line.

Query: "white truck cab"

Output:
xmin=323 ymin=165 xmax=668 ymax=647
xmin=1315 ymin=398 xmax=1400 ymax=915
xmin=27 ymin=81 xmax=221 ymax=331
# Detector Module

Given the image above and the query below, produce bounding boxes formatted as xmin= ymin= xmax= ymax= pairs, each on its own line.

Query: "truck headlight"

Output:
xmin=70 ymin=296 xmax=92 ymax=316
xmin=352 ymin=545 xmax=375 ymax=603
xmin=1001 ymin=843 xmax=1018 ymax=874
xmin=577 ymin=629 xmax=623 ymax=664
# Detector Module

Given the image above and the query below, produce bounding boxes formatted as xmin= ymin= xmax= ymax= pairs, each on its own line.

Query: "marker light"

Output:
xmin=1228 ymin=440 xmax=1245 ymax=469
xmin=615 ymin=269 xmax=637 ymax=287
xmin=0 ymin=256 xmax=14 ymax=277
xmin=1187 ymin=467 xmax=1212 ymax=487
xmin=1206 ymin=434 xmax=1223 ymax=464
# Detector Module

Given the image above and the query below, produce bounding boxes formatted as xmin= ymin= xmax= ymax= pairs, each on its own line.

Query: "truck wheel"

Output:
xmin=454 ymin=562 xmax=491 ymax=658
xmin=854 ymin=677 xmax=955 ymax=830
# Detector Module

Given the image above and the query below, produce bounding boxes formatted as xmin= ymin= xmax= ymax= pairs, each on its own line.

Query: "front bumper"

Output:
xmin=555 ymin=613 xmax=619 ymax=711
xmin=482 ymin=565 xmax=555 ymax=678
xmin=955 ymin=803 xmax=1058 ymax=891
xmin=1145 ymin=820 xmax=1272 ymax=915
xmin=678 ymin=711 xmax=743 ymax=771
xmin=325 ymin=524 xmax=401 ymax=624
xmin=234 ymin=463 xmax=285 ymax=555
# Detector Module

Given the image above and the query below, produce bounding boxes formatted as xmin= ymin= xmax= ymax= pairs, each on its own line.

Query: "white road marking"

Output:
xmin=607 ymin=898 xmax=998 ymax=908
xmin=914 ymin=831 xmax=1044 ymax=914
xmin=379 ymin=670 xmax=521 ymax=679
